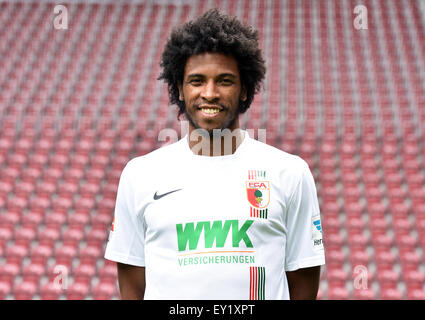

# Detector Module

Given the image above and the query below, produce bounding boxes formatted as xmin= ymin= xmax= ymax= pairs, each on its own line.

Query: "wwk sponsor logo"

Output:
xmin=176 ymin=219 xmax=254 ymax=252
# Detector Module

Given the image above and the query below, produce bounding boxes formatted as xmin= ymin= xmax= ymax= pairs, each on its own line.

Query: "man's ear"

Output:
xmin=241 ymin=85 xmax=247 ymax=102
xmin=177 ymin=82 xmax=184 ymax=101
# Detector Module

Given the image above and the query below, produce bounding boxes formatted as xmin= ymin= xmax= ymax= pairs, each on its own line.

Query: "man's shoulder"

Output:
xmin=247 ymin=137 xmax=308 ymax=171
xmin=124 ymin=139 xmax=185 ymax=173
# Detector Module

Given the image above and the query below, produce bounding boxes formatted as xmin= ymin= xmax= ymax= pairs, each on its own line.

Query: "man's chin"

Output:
xmin=185 ymin=115 xmax=238 ymax=137
xmin=192 ymin=125 xmax=240 ymax=138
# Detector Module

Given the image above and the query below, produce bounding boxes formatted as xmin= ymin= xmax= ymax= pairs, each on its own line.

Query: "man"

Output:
xmin=104 ymin=8 xmax=325 ymax=300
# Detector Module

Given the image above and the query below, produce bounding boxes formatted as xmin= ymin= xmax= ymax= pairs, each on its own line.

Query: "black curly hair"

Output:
xmin=158 ymin=8 xmax=266 ymax=119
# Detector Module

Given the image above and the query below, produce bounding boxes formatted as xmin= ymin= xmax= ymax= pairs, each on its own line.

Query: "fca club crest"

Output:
xmin=246 ymin=181 xmax=270 ymax=209
xmin=247 ymin=170 xmax=270 ymax=219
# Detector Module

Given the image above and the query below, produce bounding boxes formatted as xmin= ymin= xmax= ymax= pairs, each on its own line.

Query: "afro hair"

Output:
xmin=158 ymin=8 xmax=266 ymax=119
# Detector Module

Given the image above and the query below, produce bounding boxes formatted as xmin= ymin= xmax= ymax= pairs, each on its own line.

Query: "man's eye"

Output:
xmin=189 ymin=79 xmax=202 ymax=85
xmin=220 ymin=79 xmax=233 ymax=85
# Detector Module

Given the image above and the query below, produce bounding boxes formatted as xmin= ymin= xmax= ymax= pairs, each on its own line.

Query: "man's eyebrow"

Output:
xmin=186 ymin=73 xmax=237 ymax=79
xmin=186 ymin=73 xmax=205 ymax=79
xmin=217 ymin=73 xmax=237 ymax=79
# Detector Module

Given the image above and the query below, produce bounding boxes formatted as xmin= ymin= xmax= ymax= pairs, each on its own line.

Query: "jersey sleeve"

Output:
xmin=104 ymin=159 xmax=146 ymax=267
xmin=284 ymin=161 xmax=325 ymax=271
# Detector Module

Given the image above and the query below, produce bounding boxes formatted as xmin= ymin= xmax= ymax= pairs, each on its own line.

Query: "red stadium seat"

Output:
xmin=326 ymin=268 xmax=349 ymax=287
xmin=35 ymin=182 xmax=56 ymax=197
xmin=0 ymin=281 xmax=12 ymax=300
xmin=51 ymin=196 xmax=74 ymax=215
xmin=13 ymin=281 xmax=38 ymax=300
xmin=29 ymin=244 xmax=53 ymax=266
xmin=323 ymin=232 xmax=345 ymax=249
xmin=73 ymin=262 xmax=97 ymax=282
xmin=4 ymin=201 xmax=24 ymax=225
xmin=377 ymin=269 xmax=400 ymax=287
xmin=40 ymin=282 xmax=62 ymax=300
xmin=327 ymin=286 xmax=350 ymax=300
xmin=380 ymin=287 xmax=403 ymax=300
xmin=345 ymin=216 xmax=366 ymax=232
xmin=22 ymin=263 xmax=45 ymax=283
xmin=325 ymin=248 xmax=346 ymax=268
xmin=349 ymin=249 xmax=371 ymax=268
xmin=79 ymin=245 xmax=102 ymax=265
xmin=61 ymin=227 xmax=85 ymax=246
xmin=396 ymin=233 xmax=418 ymax=250
xmin=37 ymin=225 xmax=61 ymax=247
xmin=91 ymin=211 xmax=113 ymax=229
xmin=92 ymin=282 xmax=118 ymax=300
xmin=348 ymin=233 xmax=369 ymax=250
xmin=403 ymin=269 xmax=425 ymax=289
xmin=20 ymin=211 xmax=44 ymax=228
xmin=54 ymin=245 xmax=78 ymax=267
xmin=68 ymin=211 xmax=90 ymax=227
xmin=407 ymin=289 xmax=425 ymax=300
xmin=74 ymin=196 xmax=95 ymax=213
xmin=374 ymin=248 xmax=396 ymax=267
xmin=98 ymin=262 xmax=118 ymax=284
xmin=66 ymin=282 xmax=90 ymax=300
xmin=322 ymin=215 xmax=343 ymax=234
xmin=353 ymin=288 xmax=376 ymax=300
xmin=371 ymin=233 xmax=394 ymax=249
xmin=0 ymin=263 xmax=20 ymax=286
xmin=44 ymin=212 xmax=67 ymax=227
xmin=5 ymin=244 xmax=28 ymax=265
xmin=13 ymin=226 xmax=37 ymax=247
xmin=85 ymin=227 xmax=108 ymax=246
xmin=399 ymin=249 xmax=422 ymax=272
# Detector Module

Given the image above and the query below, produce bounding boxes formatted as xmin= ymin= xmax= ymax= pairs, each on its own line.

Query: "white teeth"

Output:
xmin=201 ymin=108 xmax=220 ymax=114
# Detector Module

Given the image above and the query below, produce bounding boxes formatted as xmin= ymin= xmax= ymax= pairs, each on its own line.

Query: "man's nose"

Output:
xmin=200 ymin=80 xmax=219 ymax=101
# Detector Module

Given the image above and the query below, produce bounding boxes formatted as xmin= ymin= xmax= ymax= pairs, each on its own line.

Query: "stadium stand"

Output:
xmin=0 ymin=0 xmax=424 ymax=299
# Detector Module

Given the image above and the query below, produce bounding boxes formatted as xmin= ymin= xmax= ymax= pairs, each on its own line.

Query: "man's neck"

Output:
xmin=187 ymin=127 xmax=245 ymax=157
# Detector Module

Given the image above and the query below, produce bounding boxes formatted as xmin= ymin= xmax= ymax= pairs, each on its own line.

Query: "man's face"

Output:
xmin=178 ymin=52 xmax=247 ymax=135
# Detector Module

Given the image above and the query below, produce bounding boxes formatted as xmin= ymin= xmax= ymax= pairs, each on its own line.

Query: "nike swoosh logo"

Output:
xmin=153 ymin=188 xmax=182 ymax=200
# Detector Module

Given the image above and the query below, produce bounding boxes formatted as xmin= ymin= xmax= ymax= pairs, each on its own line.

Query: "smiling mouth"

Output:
xmin=198 ymin=105 xmax=224 ymax=115
xmin=200 ymin=108 xmax=221 ymax=115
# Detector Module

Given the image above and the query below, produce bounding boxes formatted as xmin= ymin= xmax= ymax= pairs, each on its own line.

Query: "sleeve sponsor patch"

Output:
xmin=312 ymin=216 xmax=324 ymax=252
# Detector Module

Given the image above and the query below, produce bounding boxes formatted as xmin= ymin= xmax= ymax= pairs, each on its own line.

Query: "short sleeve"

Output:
xmin=104 ymin=160 xmax=146 ymax=267
xmin=284 ymin=162 xmax=325 ymax=271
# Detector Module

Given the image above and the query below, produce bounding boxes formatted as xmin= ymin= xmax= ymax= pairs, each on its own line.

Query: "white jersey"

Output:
xmin=104 ymin=131 xmax=325 ymax=300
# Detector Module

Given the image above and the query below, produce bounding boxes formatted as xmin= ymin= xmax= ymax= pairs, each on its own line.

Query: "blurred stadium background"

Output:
xmin=0 ymin=0 xmax=424 ymax=299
